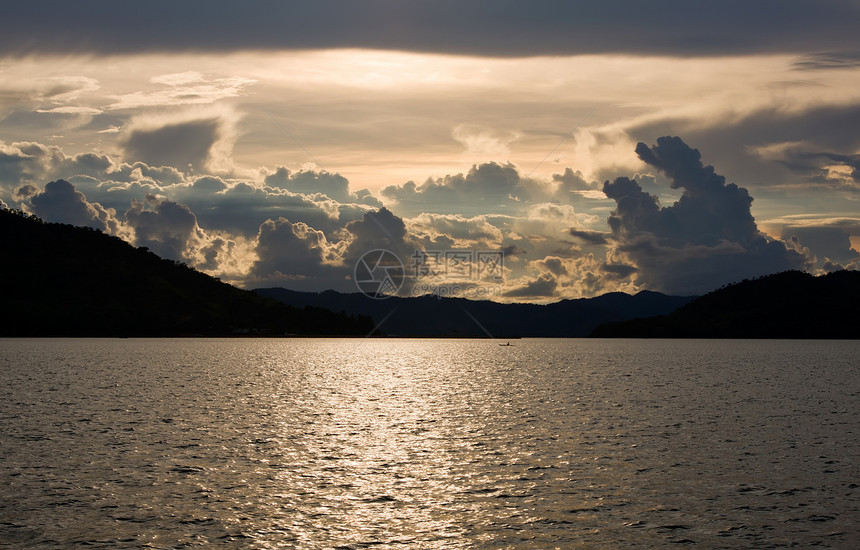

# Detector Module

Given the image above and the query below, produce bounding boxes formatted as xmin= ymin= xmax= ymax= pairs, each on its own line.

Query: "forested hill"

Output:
xmin=255 ymin=287 xmax=694 ymax=338
xmin=590 ymin=270 xmax=860 ymax=338
xmin=0 ymin=208 xmax=374 ymax=336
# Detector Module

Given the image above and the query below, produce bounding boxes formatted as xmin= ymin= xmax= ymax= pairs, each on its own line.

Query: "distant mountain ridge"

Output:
xmin=254 ymin=287 xmax=695 ymax=337
xmin=591 ymin=270 xmax=860 ymax=338
xmin=0 ymin=208 xmax=374 ymax=336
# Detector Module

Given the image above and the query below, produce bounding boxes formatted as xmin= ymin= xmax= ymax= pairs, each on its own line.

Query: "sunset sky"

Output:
xmin=2 ymin=1 xmax=859 ymax=300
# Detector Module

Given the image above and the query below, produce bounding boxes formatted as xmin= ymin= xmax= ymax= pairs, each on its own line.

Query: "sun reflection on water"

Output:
xmin=268 ymin=339 xmax=477 ymax=548
xmin=1 ymin=338 xmax=858 ymax=548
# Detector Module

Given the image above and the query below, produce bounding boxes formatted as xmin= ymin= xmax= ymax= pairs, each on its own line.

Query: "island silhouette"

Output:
xmin=590 ymin=270 xmax=860 ymax=339
xmin=3 ymin=206 xmax=857 ymax=338
xmin=0 ymin=208 xmax=374 ymax=337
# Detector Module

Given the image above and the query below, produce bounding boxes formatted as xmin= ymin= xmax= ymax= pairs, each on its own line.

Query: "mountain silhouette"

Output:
xmin=0 ymin=208 xmax=374 ymax=336
xmin=590 ymin=270 xmax=860 ymax=338
xmin=254 ymin=287 xmax=695 ymax=337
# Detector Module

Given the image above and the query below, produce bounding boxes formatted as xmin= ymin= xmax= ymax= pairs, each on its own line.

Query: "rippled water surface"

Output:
xmin=1 ymin=338 xmax=858 ymax=548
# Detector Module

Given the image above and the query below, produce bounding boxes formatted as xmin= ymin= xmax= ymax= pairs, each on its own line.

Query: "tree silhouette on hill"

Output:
xmin=0 ymin=207 xmax=375 ymax=336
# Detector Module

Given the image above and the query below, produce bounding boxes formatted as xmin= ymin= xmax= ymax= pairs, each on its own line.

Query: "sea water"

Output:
xmin=1 ymin=338 xmax=858 ymax=548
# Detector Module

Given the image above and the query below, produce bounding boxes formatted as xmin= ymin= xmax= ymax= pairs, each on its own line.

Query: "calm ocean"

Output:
xmin=1 ymin=338 xmax=857 ymax=548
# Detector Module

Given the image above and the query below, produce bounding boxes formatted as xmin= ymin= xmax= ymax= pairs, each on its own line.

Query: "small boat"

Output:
xmin=499 ymin=342 xmax=513 ymax=346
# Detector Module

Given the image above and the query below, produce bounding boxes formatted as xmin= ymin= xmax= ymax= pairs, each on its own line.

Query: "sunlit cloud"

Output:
xmin=2 ymin=1 xmax=859 ymax=302
xmin=36 ymin=106 xmax=102 ymax=115
xmin=107 ymin=75 xmax=256 ymax=110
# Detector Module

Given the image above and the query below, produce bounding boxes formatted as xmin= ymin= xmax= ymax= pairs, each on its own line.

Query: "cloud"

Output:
xmin=602 ymin=136 xmax=811 ymax=294
xmin=407 ymin=213 xmax=503 ymax=246
xmin=37 ymin=76 xmax=100 ymax=103
xmin=600 ymin=263 xmax=638 ymax=279
xmin=108 ymin=75 xmax=254 ymax=110
xmin=381 ymin=162 xmax=528 ymax=215
xmin=191 ymin=175 xmax=228 ymax=193
xmin=760 ymin=215 xmax=860 ymax=269
xmin=628 ymin=104 xmax=860 ymax=195
xmin=452 ymin=124 xmax=520 ymax=158
xmin=506 ymin=252 xmax=639 ymax=300
xmin=784 ymin=151 xmax=860 ymax=189
xmin=25 ymin=179 xmax=118 ymax=232
xmin=341 ymin=207 xmax=410 ymax=259
xmin=35 ymin=106 xmax=101 ymax=115
xmin=172 ymin=178 xmax=370 ymax=238
xmin=0 ymin=141 xmax=112 ymax=187
xmin=534 ymin=256 xmax=568 ymax=276
xmin=120 ymin=117 xmax=222 ymax=172
xmin=251 ymin=217 xmax=336 ymax=283
xmin=503 ymin=273 xmax=558 ymax=299
xmin=353 ymin=188 xmax=383 ymax=208
xmin=787 ymin=226 xmax=857 ymax=265
xmin=150 ymin=71 xmax=206 ymax=86
xmin=0 ymin=141 xmax=382 ymax=248
xmin=1 ymin=1 xmax=857 ymax=57
xmin=512 ymin=203 xmax=597 ymax=239
xmin=552 ymin=168 xmax=602 ymax=201
xmin=15 ymin=184 xmax=38 ymax=199
xmin=264 ymin=167 xmax=353 ymax=203
xmin=250 ymin=207 xmax=416 ymax=292
xmin=379 ymin=163 xmax=600 ymax=227
xmin=791 ymin=52 xmax=860 ymax=71
xmin=569 ymin=229 xmax=609 ymax=245
xmin=124 ymin=195 xmax=203 ymax=261
xmin=386 ymin=178 xmax=600 ymax=285
xmin=499 ymin=244 xmax=527 ymax=257
xmin=822 ymin=257 xmax=860 ymax=273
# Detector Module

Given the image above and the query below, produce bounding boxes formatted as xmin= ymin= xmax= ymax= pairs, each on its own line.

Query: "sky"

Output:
xmin=2 ymin=1 xmax=859 ymax=301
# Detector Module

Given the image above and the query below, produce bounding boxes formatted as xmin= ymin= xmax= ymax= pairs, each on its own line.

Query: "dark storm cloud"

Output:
xmin=251 ymin=217 xmax=333 ymax=281
xmin=120 ymin=118 xmax=220 ymax=172
xmin=628 ymin=104 xmax=860 ymax=191
xmin=1 ymin=1 xmax=857 ymax=57
xmin=342 ymin=207 xmax=409 ymax=259
xmin=603 ymin=137 xmax=810 ymax=294
xmin=569 ymin=229 xmax=609 ymax=245
xmin=26 ymin=179 xmax=117 ymax=232
xmin=15 ymin=184 xmax=38 ymax=199
xmin=785 ymin=226 xmax=858 ymax=265
xmin=600 ymin=263 xmax=637 ymax=279
xmin=768 ymin=219 xmax=860 ymax=270
xmin=250 ymin=207 xmax=415 ymax=292
xmin=499 ymin=244 xmax=527 ymax=257
xmin=786 ymin=151 xmax=860 ymax=186
xmin=503 ymin=273 xmax=558 ymax=298
xmin=537 ymin=257 xmax=567 ymax=276
xmin=124 ymin=195 xmax=201 ymax=261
